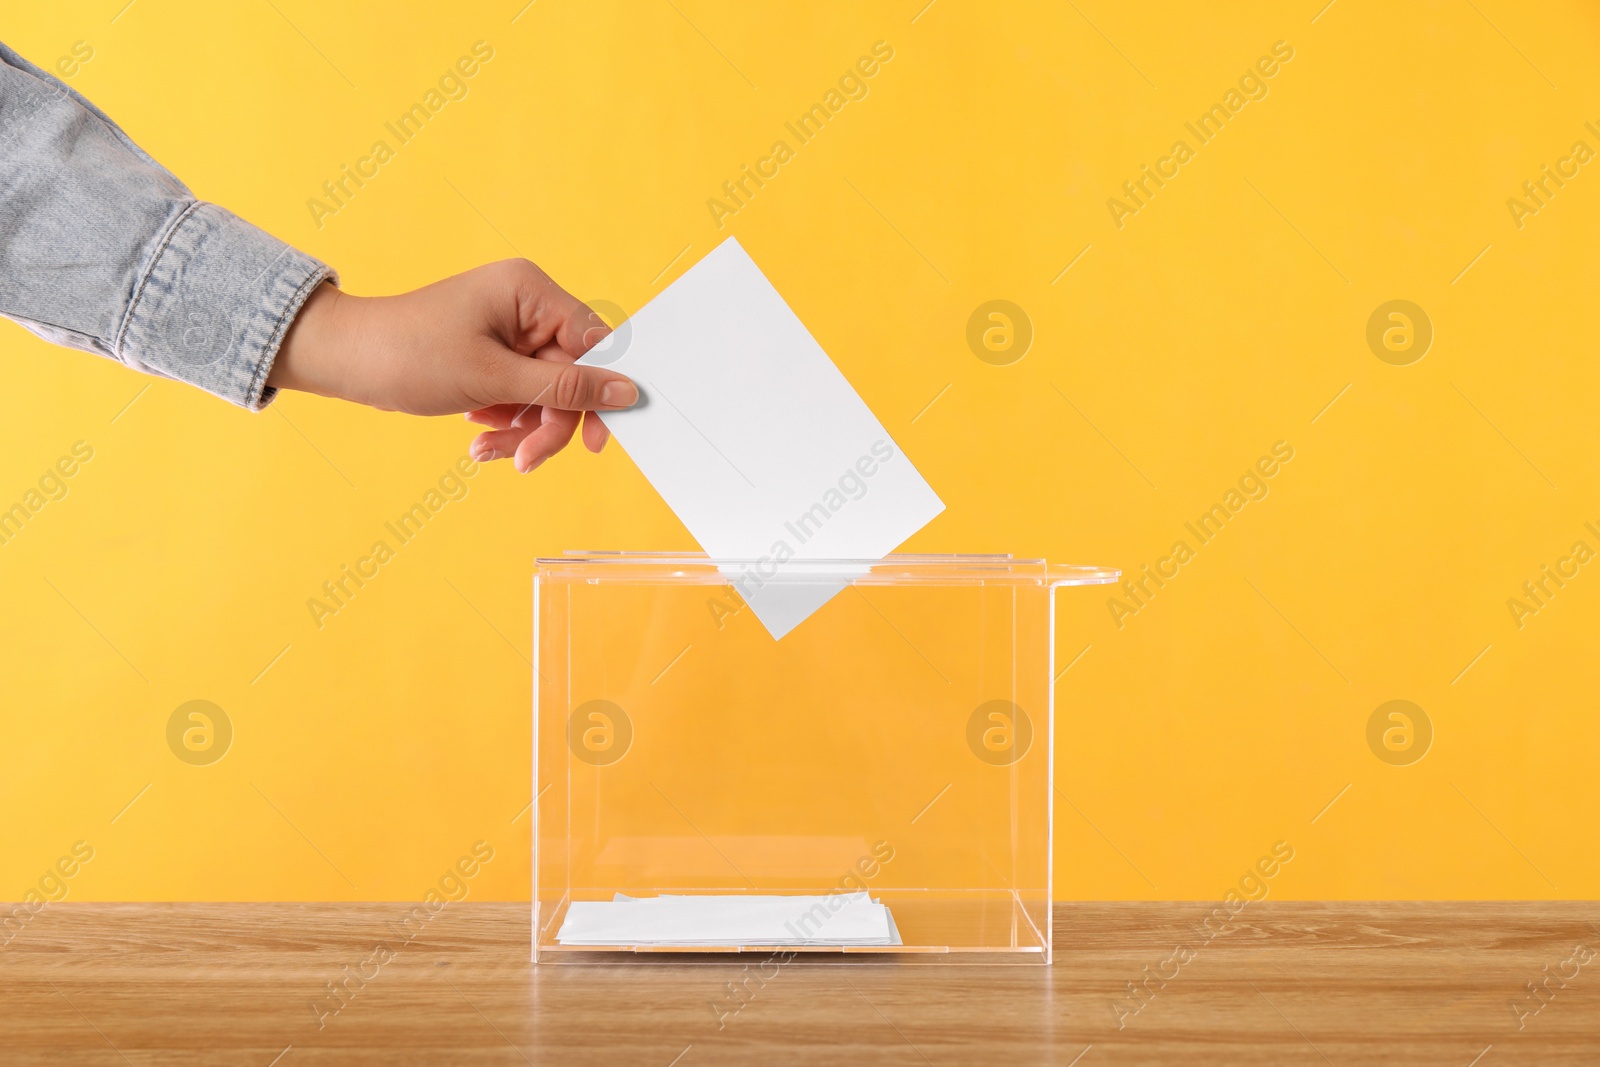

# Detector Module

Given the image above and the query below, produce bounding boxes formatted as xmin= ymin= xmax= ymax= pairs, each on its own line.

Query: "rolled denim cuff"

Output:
xmin=116 ymin=202 xmax=336 ymax=410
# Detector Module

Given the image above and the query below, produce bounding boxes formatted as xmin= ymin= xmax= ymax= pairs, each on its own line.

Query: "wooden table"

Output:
xmin=2 ymin=903 xmax=1596 ymax=1064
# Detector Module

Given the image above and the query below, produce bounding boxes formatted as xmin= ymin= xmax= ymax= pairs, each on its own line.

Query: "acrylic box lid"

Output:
xmin=534 ymin=552 xmax=1119 ymax=588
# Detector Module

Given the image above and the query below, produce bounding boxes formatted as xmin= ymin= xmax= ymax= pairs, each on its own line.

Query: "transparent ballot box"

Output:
xmin=533 ymin=553 xmax=1117 ymax=963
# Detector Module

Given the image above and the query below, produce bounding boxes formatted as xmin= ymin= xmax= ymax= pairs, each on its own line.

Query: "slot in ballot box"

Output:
xmin=533 ymin=553 xmax=1117 ymax=963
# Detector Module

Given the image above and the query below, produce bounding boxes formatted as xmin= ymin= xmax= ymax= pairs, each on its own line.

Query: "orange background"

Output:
xmin=2 ymin=0 xmax=1598 ymax=901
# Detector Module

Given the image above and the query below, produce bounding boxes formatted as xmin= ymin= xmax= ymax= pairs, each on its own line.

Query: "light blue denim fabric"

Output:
xmin=0 ymin=41 xmax=334 ymax=409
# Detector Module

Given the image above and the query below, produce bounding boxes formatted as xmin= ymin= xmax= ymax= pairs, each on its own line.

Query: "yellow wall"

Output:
xmin=3 ymin=0 xmax=1598 ymax=903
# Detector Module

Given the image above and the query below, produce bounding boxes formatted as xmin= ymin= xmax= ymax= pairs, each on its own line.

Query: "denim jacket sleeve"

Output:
xmin=0 ymin=41 xmax=335 ymax=409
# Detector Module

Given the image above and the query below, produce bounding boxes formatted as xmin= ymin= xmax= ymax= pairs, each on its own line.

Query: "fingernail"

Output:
xmin=601 ymin=381 xmax=638 ymax=408
xmin=521 ymin=457 xmax=546 ymax=475
xmin=474 ymin=447 xmax=501 ymax=462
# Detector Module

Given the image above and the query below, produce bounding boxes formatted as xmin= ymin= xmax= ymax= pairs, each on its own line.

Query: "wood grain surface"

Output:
xmin=2 ymin=902 xmax=1597 ymax=1064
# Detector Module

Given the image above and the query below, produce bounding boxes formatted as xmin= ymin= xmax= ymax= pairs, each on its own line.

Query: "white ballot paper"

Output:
xmin=556 ymin=892 xmax=900 ymax=947
xmin=579 ymin=238 xmax=944 ymax=639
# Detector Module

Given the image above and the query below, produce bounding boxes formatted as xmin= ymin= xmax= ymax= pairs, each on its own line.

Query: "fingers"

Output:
xmin=495 ymin=260 xmax=615 ymax=360
xmin=464 ymin=404 xmax=527 ymax=430
xmin=513 ymin=408 xmax=582 ymax=473
xmin=469 ymin=425 xmax=530 ymax=463
xmin=467 ymin=266 xmax=630 ymax=469
xmin=470 ymin=408 xmax=610 ymax=467
xmin=537 ymin=281 xmax=612 ymax=359
xmin=489 ymin=341 xmax=638 ymax=413
xmin=581 ymin=410 xmax=611 ymax=453
xmin=575 ymin=314 xmax=613 ymax=358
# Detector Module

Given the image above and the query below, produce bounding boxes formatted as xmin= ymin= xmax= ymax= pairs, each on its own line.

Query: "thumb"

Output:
xmin=493 ymin=348 xmax=639 ymax=412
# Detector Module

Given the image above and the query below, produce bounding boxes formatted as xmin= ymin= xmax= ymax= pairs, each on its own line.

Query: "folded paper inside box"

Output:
xmin=555 ymin=892 xmax=902 ymax=947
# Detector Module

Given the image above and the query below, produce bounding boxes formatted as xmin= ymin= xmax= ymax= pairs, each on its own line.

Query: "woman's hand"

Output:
xmin=270 ymin=259 xmax=634 ymax=473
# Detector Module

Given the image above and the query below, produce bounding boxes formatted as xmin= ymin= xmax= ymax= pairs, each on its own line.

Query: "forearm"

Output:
xmin=270 ymin=282 xmax=358 ymax=401
xmin=0 ymin=40 xmax=332 ymax=409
